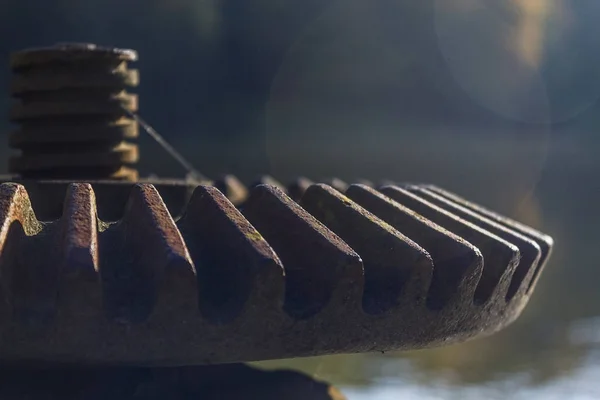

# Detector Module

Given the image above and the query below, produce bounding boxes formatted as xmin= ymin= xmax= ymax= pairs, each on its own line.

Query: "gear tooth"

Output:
xmin=423 ymin=185 xmax=553 ymax=294
xmin=60 ymin=183 xmax=99 ymax=276
xmin=0 ymin=183 xmax=38 ymax=227
xmin=243 ymin=184 xmax=363 ymax=319
xmin=178 ymin=185 xmax=285 ymax=324
xmin=380 ymin=185 xmax=520 ymax=305
xmin=130 ymin=184 xmax=197 ymax=321
xmin=55 ymin=183 xmax=102 ymax=322
xmin=301 ymin=184 xmax=433 ymax=315
xmin=409 ymin=187 xmax=542 ymax=301
xmin=347 ymin=184 xmax=482 ymax=310
xmin=0 ymin=183 xmax=47 ymax=327
xmin=98 ymin=184 xmax=196 ymax=324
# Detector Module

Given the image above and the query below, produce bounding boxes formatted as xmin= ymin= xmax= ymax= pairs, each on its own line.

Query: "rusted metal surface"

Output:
xmin=0 ymin=42 xmax=556 ymax=372
xmin=0 ymin=177 xmax=198 ymax=221
xmin=0 ymin=179 xmax=553 ymax=366
xmin=8 ymin=43 xmax=139 ymax=181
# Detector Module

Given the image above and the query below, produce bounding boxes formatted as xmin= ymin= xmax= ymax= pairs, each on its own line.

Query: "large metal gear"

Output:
xmin=0 ymin=43 xmax=554 ymax=366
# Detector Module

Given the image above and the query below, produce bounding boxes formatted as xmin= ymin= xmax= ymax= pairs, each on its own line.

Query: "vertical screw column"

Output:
xmin=8 ymin=43 xmax=140 ymax=181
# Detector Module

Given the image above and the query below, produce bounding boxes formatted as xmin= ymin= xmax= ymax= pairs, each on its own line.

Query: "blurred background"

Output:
xmin=1 ymin=0 xmax=600 ymax=398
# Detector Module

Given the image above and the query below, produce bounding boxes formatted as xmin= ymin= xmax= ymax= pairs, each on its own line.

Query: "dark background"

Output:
xmin=1 ymin=0 xmax=599 ymax=179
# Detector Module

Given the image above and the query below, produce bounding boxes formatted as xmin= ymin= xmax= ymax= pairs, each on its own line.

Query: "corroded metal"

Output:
xmin=0 ymin=178 xmax=198 ymax=221
xmin=0 ymin=43 xmax=554 ymax=367
xmin=0 ymin=179 xmax=553 ymax=366
xmin=8 ymin=43 xmax=139 ymax=181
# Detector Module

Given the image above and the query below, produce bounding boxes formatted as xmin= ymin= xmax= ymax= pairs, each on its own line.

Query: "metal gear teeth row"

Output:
xmin=8 ymin=43 xmax=139 ymax=181
xmin=0 ymin=179 xmax=552 ymax=366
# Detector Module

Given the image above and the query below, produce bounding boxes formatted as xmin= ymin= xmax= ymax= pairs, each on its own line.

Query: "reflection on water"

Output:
xmin=344 ymin=349 xmax=600 ymax=399
xmin=255 ymin=345 xmax=599 ymax=399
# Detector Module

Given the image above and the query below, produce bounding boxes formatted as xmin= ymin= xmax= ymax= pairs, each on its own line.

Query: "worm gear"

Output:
xmin=8 ymin=43 xmax=139 ymax=181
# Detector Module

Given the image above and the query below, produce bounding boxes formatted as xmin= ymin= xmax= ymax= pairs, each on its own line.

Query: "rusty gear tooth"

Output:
xmin=0 ymin=183 xmax=47 ymax=327
xmin=178 ymin=185 xmax=285 ymax=324
xmin=241 ymin=184 xmax=364 ymax=319
xmin=55 ymin=183 xmax=102 ymax=325
xmin=286 ymin=177 xmax=313 ymax=202
xmin=213 ymin=174 xmax=249 ymax=206
xmin=2 ymin=179 xmax=195 ymax=222
xmin=380 ymin=185 xmax=520 ymax=305
xmin=347 ymin=184 xmax=483 ymax=310
xmin=59 ymin=183 xmax=100 ymax=282
xmin=98 ymin=183 xmax=194 ymax=324
xmin=422 ymin=184 xmax=554 ymax=293
xmin=301 ymin=184 xmax=433 ymax=315
xmin=119 ymin=184 xmax=197 ymax=323
xmin=0 ymin=183 xmax=39 ymax=232
xmin=0 ymin=181 xmax=556 ymax=364
xmin=408 ymin=187 xmax=542 ymax=301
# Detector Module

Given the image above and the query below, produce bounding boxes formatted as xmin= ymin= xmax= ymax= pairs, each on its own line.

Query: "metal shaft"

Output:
xmin=8 ymin=43 xmax=140 ymax=181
